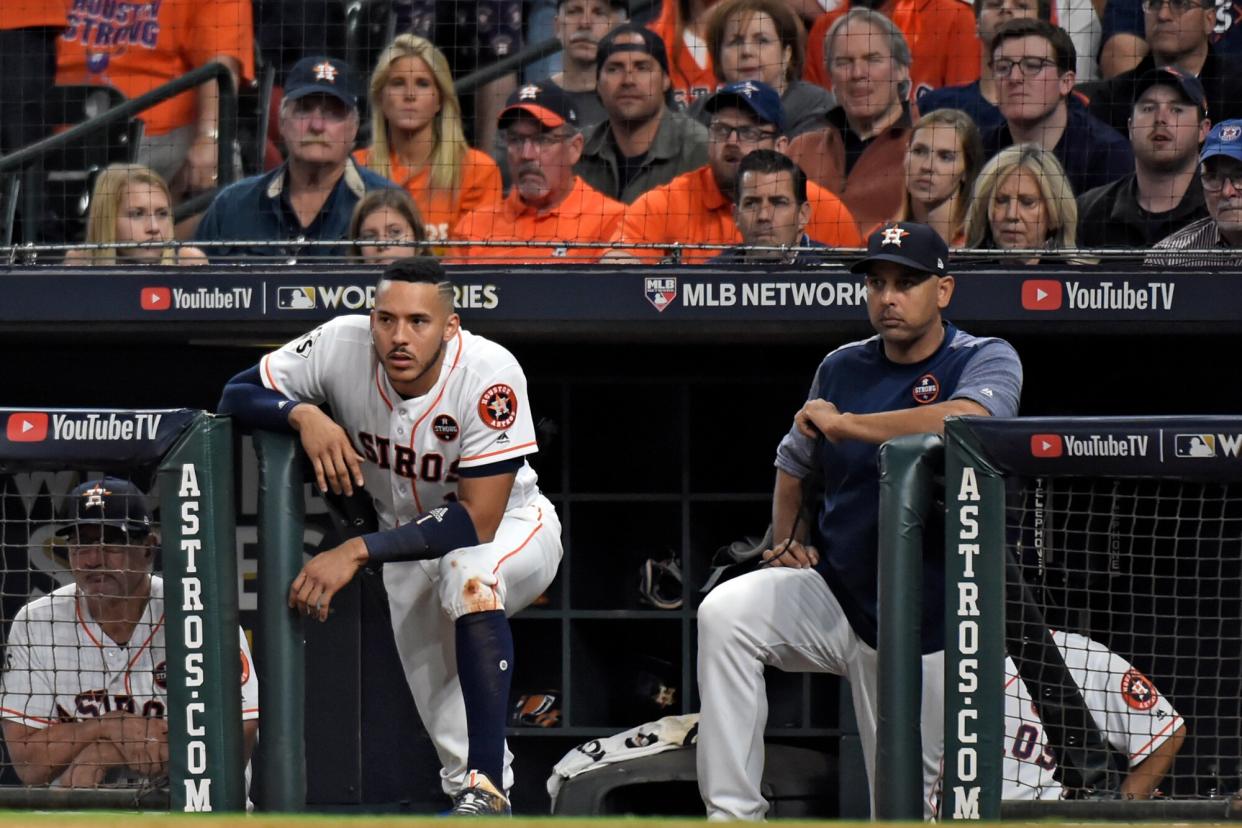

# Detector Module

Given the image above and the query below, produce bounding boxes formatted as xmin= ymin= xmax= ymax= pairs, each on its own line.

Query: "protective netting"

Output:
xmin=1003 ymin=476 xmax=1242 ymax=801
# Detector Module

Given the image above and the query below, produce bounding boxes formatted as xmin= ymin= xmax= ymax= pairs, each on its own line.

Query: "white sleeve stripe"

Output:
xmin=460 ymin=441 xmax=537 ymax=464
xmin=1129 ymin=715 xmax=1183 ymax=762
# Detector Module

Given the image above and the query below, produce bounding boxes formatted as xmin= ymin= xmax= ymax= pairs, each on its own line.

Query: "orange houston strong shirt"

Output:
xmin=647 ymin=0 xmax=718 ymax=109
xmin=56 ymin=0 xmax=255 ymax=136
xmin=610 ymin=165 xmax=862 ymax=264
xmin=452 ymin=176 xmax=625 ymax=264
xmin=353 ymin=146 xmax=503 ymax=244
xmin=805 ymin=0 xmax=979 ymax=101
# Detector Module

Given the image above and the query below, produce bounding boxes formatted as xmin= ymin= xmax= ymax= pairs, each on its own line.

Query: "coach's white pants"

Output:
xmin=696 ymin=566 xmax=944 ymax=820
xmin=381 ymin=495 xmax=562 ymax=796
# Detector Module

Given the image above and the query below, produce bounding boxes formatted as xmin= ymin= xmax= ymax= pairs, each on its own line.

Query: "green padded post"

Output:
xmin=876 ymin=432 xmax=944 ymax=820
xmin=253 ymin=429 xmax=307 ymax=811
xmin=941 ymin=417 xmax=1006 ymax=820
xmin=159 ymin=412 xmax=246 ymax=811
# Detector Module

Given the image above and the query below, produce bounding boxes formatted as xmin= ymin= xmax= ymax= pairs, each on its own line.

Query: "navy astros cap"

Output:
xmin=850 ymin=222 xmax=949 ymax=278
xmin=1201 ymin=119 xmax=1242 ymax=165
xmin=284 ymin=56 xmax=361 ymax=110
xmin=499 ymin=82 xmax=579 ymax=129
xmin=595 ymin=23 xmax=670 ymax=79
xmin=57 ymin=478 xmax=152 ymax=540
xmin=704 ymin=80 xmax=786 ymax=134
xmin=1132 ymin=66 xmax=1207 ymax=116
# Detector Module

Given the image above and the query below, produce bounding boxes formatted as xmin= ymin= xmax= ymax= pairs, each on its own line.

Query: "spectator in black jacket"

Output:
xmin=982 ymin=19 xmax=1134 ymax=196
xmin=1077 ymin=66 xmax=1210 ymax=248
xmin=1080 ymin=0 xmax=1242 ymax=133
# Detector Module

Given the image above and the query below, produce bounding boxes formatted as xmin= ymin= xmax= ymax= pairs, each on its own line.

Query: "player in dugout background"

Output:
xmin=219 ymin=257 xmax=561 ymax=816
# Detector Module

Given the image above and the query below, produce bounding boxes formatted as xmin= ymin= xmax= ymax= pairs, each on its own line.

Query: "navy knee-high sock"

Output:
xmin=455 ymin=610 xmax=513 ymax=788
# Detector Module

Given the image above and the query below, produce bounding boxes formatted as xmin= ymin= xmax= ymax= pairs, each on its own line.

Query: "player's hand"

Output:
xmin=795 ymin=400 xmax=843 ymax=442
xmin=101 ymin=713 xmax=168 ymax=778
xmin=289 ymin=538 xmax=368 ymax=622
xmin=61 ymin=739 xmax=126 ymax=788
xmin=761 ymin=538 xmax=819 ymax=569
xmin=289 ymin=404 xmax=366 ymax=495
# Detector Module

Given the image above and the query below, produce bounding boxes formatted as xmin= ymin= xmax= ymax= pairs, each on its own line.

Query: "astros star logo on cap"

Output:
xmin=314 ymin=62 xmax=338 ymax=83
xmin=83 ymin=483 xmax=110 ymax=509
xmin=881 ymin=226 xmax=910 ymax=246
xmin=519 ymin=84 xmax=540 ymax=100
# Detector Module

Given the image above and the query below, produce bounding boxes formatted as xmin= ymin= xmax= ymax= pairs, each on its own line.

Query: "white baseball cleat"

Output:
xmin=450 ymin=770 xmax=511 ymax=816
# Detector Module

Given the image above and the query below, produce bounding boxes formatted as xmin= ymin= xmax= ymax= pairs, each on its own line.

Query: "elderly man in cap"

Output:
xmin=0 ymin=478 xmax=258 ymax=787
xmin=606 ymin=79 xmax=861 ymax=263
xmin=695 ymin=221 xmax=1022 ymax=820
xmin=574 ymin=23 xmax=709 ymax=203
xmin=195 ymin=56 xmax=396 ymax=261
xmin=1148 ymin=119 xmax=1242 ymax=265
xmin=1078 ymin=66 xmax=1211 ymax=248
xmin=454 ymin=81 xmax=626 ymax=263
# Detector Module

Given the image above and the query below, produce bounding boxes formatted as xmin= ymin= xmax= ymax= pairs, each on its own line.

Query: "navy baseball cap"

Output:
xmin=284 ymin=56 xmax=361 ymax=110
xmin=56 ymin=478 xmax=152 ymax=540
xmin=850 ymin=222 xmax=949 ymax=278
xmin=499 ymin=82 xmax=580 ymax=129
xmin=1132 ymin=66 xmax=1207 ymax=116
xmin=595 ymin=23 xmax=670 ymax=78
xmin=704 ymin=80 xmax=786 ymax=134
xmin=1201 ymin=120 xmax=1242 ymax=164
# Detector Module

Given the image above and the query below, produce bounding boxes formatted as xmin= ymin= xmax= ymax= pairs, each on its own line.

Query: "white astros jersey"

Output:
xmin=1003 ymin=630 xmax=1182 ymax=800
xmin=260 ymin=316 xmax=541 ymax=529
xmin=0 ymin=577 xmax=259 ymax=730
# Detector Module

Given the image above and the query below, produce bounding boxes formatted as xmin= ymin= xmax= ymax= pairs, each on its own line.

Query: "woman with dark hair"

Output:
xmin=348 ymin=188 xmax=429 ymax=264
xmin=696 ymin=0 xmax=834 ymax=136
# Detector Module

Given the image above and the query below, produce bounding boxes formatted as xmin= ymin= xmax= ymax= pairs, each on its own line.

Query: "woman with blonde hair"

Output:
xmin=65 ymin=164 xmax=206 ymax=264
xmin=964 ymin=143 xmax=1077 ymax=264
xmin=355 ymin=35 xmax=502 ymax=245
xmin=895 ymin=109 xmax=982 ymax=247
xmin=348 ymin=188 xmax=429 ymax=264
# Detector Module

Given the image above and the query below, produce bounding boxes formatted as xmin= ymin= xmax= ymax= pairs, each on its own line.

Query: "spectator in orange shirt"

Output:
xmin=788 ymin=9 xmax=913 ymax=235
xmin=355 ymin=35 xmax=503 ymax=247
xmin=648 ymin=0 xmax=721 ymax=107
xmin=606 ymin=80 xmax=861 ymax=264
xmin=804 ymin=0 xmax=979 ymax=101
xmin=56 ymin=0 xmax=254 ymax=198
xmin=453 ymin=82 xmax=625 ymax=263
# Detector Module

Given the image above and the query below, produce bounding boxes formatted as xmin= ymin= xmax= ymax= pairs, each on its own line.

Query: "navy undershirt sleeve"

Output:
xmin=217 ymin=365 xmax=299 ymax=433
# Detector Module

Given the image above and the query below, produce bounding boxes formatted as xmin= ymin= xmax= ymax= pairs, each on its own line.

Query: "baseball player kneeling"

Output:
xmin=219 ymin=257 xmax=562 ymax=815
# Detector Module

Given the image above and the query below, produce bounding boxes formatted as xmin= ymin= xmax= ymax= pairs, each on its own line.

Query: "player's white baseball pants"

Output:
xmin=381 ymin=494 xmax=562 ymax=795
xmin=696 ymin=566 xmax=944 ymax=820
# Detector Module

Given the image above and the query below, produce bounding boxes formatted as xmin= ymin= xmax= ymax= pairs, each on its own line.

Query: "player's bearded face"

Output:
xmin=68 ymin=526 xmax=152 ymax=600
xmin=864 ymin=262 xmax=951 ymax=351
xmin=371 ymin=280 xmax=460 ymax=395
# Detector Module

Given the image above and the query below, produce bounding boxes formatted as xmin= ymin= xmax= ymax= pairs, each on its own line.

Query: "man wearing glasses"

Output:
xmin=982 ymin=18 xmax=1133 ymax=195
xmin=606 ymin=80 xmax=861 ymax=264
xmin=1084 ymin=0 xmax=1242 ymax=133
xmin=1148 ymin=119 xmax=1242 ymax=264
xmin=194 ymin=56 xmax=396 ymax=261
xmin=454 ymin=82 xmax=626 ymax=263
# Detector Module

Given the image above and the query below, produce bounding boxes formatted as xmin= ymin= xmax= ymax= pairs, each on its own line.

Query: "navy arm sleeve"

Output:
xmin=217 ymin=365 xmax=299 ymax=433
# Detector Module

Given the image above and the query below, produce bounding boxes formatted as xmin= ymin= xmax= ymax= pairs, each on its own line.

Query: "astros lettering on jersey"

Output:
xmin=0 ymin=577 xmax=259 ymax=729
xmin=259 ymin=316 xmax=542 ymax=529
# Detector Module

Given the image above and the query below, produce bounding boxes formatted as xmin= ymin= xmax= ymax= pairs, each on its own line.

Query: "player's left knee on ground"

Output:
xmin=438 ymin=549 xmax=506 ymax=618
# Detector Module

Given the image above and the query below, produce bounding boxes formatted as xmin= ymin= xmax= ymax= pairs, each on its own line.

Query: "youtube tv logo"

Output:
xmin=6 ymin=412 xmax=48 ymax=442
xmin=1022 ymin=279 xmax=1063 ymax=311
xmin=1031 ymin=434 xmax=1063 ymax=458
xmin=140 ymin=287 xmax=171 ymax=311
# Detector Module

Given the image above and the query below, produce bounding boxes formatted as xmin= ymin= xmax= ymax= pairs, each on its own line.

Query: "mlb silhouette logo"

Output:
xmin=1174 ymin=434 xmax=1216 ymax=457
xmin=277 ymin=287 xmax=316 ymax=310
xmin=645 ymin=277 xmax=678 ymax=312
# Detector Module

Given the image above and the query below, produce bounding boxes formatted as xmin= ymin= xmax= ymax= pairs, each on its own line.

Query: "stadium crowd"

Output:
xmin=3 ymin=0 xmax=1242 ymax=263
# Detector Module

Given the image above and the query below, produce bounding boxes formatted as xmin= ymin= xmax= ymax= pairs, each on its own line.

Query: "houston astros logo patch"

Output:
xmin=912 ymin=373 xmax=939 ymax=404
xmin=1121 ymin=668 xmax=1158 ymax=710
xmin=478 ymin=385 xmax=518 ymax=430
xmin=154 ymin=661 xmax=168 ymax=690
xmin=432 ymin=414 xmax=460 ymax=442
